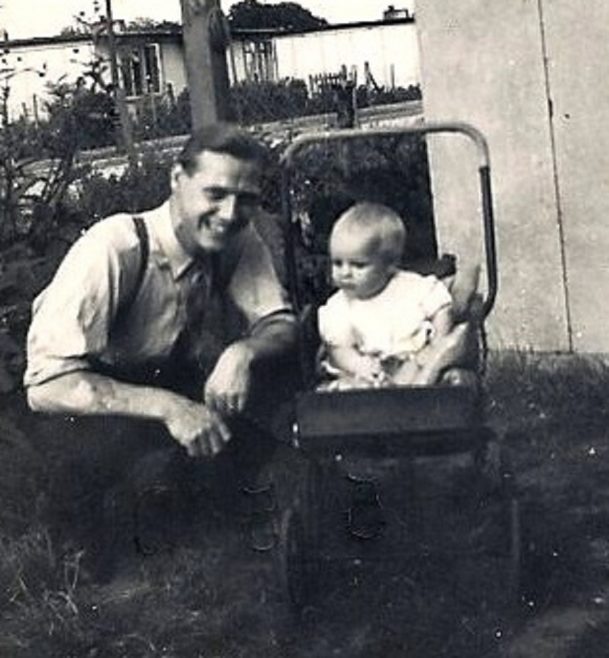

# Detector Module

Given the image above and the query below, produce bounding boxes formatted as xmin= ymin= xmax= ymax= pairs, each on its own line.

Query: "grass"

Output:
xmin=2 ymin=351 xmax=609 ymax=657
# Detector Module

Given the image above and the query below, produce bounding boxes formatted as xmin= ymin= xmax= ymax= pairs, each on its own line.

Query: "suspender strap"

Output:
xmin=120 ymin=215 xmax=149 ymax=312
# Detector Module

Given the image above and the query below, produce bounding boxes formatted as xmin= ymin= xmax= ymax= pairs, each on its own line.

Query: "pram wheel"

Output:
xmin=274 ymin=460 xmax=324 ymax=612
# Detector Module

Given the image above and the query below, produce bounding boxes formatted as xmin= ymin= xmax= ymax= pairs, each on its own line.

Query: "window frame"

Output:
xmin=118 ymin=42 xmax=162 ymax=98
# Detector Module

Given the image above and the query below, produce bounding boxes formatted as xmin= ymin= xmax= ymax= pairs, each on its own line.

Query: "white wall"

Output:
xmin=158 ymin=41 xmax=187 ymax=96
xmin=5 ymin=37 xmax=190 ymax=120
xmin=416 ymin=0 xmax=609 ymax=353
xmin=4 ymin=40 xmax=96 ymax=120
xmin=274 ymin=23 xmax=420 ymax=89
xmin=541 ymin=0 xmax=609 ymax=353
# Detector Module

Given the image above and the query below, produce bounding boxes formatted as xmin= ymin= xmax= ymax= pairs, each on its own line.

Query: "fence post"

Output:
xmin=32 ymin=94 xmax=39 ymax=125
xmin=180 ymin=0 xmax=232 ymax=129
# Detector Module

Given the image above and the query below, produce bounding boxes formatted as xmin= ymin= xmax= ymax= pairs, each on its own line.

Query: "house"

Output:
xmin=0 ymin=16 xmax=420 ymax=122
xmin=230 ymin=17 xmax=419 ymax=91
xmin=0 ymin=27 xmax=186 ymax=122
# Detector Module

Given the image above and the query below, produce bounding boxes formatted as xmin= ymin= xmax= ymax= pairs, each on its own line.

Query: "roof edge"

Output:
xmin=4 ymin=16 xmax=415 ymax=48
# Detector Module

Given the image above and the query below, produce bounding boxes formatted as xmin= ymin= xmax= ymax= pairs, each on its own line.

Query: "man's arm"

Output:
xmin=27 ymin=371 xmax=231 ymax=457
xmin=204 ymin=312 xmax=297 ymax=415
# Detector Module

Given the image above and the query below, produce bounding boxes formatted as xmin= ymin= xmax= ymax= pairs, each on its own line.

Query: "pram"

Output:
xmin=273 ymin=123 xmax=520 ymax=614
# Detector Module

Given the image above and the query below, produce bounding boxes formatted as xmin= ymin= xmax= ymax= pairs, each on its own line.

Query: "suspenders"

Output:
xmin=119 ymin=215 xmax=149 ymax=313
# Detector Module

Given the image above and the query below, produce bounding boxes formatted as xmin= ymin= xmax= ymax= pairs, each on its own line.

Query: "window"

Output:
xmin=119 ymin=43 xmax=161 ymax=97
xmin=243 ymin=39 xmax=275 ymax=82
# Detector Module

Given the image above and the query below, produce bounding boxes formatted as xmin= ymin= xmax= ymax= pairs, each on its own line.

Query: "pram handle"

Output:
xmin=280 ymin=122 xmax=498 ymax=319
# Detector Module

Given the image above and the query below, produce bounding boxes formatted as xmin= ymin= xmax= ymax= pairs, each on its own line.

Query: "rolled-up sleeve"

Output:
xmin=24 ymin=225 xmax=124 ymax=388
xmin=318 ymin=293 xmax=353 ymax=348
xmin=227 ymin=224 xmax=293 ymax=326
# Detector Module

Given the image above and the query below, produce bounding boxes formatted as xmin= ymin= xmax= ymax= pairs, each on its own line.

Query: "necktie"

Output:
xmin=176 ymin=258 xmax=225 ymax=373
xmin=185 ymin=262 xmax=213 ymax=337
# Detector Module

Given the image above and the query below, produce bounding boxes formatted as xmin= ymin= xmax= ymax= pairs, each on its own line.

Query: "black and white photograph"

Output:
xmin=0 ymin=0 xmax=608 ymax=656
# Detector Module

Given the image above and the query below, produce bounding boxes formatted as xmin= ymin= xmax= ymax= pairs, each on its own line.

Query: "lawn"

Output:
xmin=1 ymin=351 xmax=609 ymax=657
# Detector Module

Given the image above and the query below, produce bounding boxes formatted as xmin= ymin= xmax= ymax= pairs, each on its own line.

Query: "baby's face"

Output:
xmin=329 ymin=229 xmax=394 ymax=300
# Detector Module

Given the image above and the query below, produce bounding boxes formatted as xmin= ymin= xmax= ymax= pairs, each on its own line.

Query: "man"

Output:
xmin=24 ymin=123 xmax=298 ymax=569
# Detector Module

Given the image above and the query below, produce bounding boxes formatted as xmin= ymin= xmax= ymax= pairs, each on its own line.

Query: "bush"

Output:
xmin=0 ymin=82 xmax=117 ymax=247
xmin=229 ymin=79 xmax=422 ymax=126
xmin=290 ymin=133 xmax=434 ymax=252
xmin=357 ymin=83 xmax=422 ymax=108
xmin=66 ymin=152 xmax=173 ymax=228
xmin=130 ymin=89 xmax=192 ymax=141
xmin=231 ymin=78 xmax=312 ymax=123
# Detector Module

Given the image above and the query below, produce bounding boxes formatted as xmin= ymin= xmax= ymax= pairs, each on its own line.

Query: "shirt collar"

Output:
xmin=152 ymin=200 xmax=194 ymax=280
xmin=151 ymin=200 xmax=253 ymax=280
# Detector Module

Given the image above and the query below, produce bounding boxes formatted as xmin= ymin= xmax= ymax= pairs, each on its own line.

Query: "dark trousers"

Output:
xmin=39 ymin=357 xmax=303 ymax=574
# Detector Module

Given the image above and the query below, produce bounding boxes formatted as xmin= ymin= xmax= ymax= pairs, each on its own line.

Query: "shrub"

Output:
xmin=282 ymin=132 xmax=435 ymax=304
xmin=66 ymin=151 xmax=173 ymax=228
xmin=229 ymin=79 xmax=422 ymax=126
xmin=231 ymin=78 xmax=313 ymax=123
xmin=357 ymin=83 xmax=422 ymax=108
xmin=130 ymin=89 xmax=192 ymax=141
xmin=0 ymin=80 xmax=117 ymax=247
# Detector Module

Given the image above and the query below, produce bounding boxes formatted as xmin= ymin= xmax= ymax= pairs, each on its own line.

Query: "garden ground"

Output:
xmin=1 ymin=352 xmax=609 ymax=657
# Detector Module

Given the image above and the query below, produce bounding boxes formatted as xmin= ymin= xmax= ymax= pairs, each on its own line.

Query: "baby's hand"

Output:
xmin=354 ymin=354 xmax=386 ymax=385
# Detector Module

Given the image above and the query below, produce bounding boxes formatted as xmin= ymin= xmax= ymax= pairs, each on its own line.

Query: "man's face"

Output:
xmin=330 ymin=228 xmax=394 ymax=300
xmin=171 ymin=150 xmax=261 ymax=255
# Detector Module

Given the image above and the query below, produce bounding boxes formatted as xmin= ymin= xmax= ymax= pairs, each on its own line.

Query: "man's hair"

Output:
xmin=178 ymin=122 xmax=269 ymax=174
xmin=332 ymin=202 xmax=407 ymax=265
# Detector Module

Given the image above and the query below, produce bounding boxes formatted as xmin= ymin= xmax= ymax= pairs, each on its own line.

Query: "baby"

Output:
xmin=318 ymin=202 xmax=467 ymax=389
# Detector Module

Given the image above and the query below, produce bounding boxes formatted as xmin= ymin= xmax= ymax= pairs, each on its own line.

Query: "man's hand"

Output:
xmin=204 ymin=341 xmax=255 ymax=416
xmin=162 ymin=397 xmax=232 ymax=458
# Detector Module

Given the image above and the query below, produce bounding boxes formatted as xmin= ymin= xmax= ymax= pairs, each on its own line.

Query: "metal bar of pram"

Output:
xmin=479 ymin=165 xmax=498 ymax=317
xmin=280 ymin=122 xmax=498 ymax=317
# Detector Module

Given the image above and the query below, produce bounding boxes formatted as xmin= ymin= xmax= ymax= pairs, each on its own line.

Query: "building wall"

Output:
xmin=540 ymin=0 xmax=609 ymax=353
xmin=4 ymin=40 xmax=96 ymax=120
xmin=5 ymin=22 xmax=419 ymax=120
xmin=415 ymin=0 xmax=609 ymax=353
xmin=158 ymin=41 xmax=187 ymax=97
xmin=3 ymin=37 xmax=189 ymax=119
xmin=273 ymin=23 xmax=420 ymax=89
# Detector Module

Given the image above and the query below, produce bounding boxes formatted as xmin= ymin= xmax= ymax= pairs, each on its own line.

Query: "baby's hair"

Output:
xmin=332 ymin=202 xmax=406 ymax=264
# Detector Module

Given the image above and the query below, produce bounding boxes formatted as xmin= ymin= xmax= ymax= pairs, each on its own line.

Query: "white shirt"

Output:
xmin=25 ymin=201 xmax=293 ymax=386
xmin=318 ymin=270 xmax=451 ymax=358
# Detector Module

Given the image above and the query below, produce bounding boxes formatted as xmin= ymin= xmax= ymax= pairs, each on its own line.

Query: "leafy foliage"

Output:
xmin=228 ymin=0 xmax=327 ymax=31
xmin=0 ymin=56 xmax=118 ymax=247
xmin=231 ymin=79 xmax=421 ymax=125
xmin=124 ymin=17 xmax=181 ymax=32
xmin=285 ymin=133 xmax=435 ymax=305
xmin=124 ymin=80 xmax=421 ymax=140
xmin=67 ymin=151 xmax=172 ymax=226
xmin=59 ymin=16 xmax=180 ymax=37
xmin=130 ymin=88 xmax=191 ymax=141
